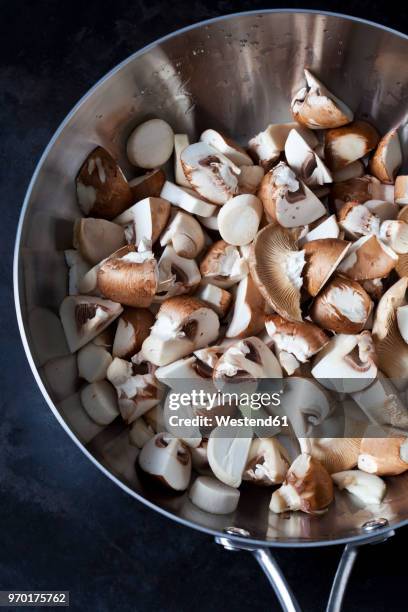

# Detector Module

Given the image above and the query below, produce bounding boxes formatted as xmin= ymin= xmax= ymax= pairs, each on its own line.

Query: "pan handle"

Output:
xmin=215 ymin=526 xmax=394 ymax=612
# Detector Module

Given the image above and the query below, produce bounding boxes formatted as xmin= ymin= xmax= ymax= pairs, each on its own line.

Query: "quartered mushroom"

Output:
xmin=160 ymin=181 xmax=217 ymax=217
xmin=128 ymin=168 xmax=166 ymax=201
xmin=310 ymin=275 xmax=373 ymax=334
xmin=265 ymin=315 xmax=329 ymax=364
xmin=112 ymin=308 xmax=155 ymax=359
xmin=311 ymin=332 xmax=378 ymax=393
xmin=114 ymin=196 xmax=171 ymax=246
xmin=138 ymin=433 xmax=192 ymax=491
xmin=127 ymin=118 xmax=174 ymax=168
xmin=300 ymin=214 xmax=340 ymax=243
xmin=362 ymin=278 xmax=384 ymax=301
xmin=200 ymin=129 xmax=253 ymax=166
xmin=330 ymin=175 xmax=394 ymax=208
xmin=194 ymin=284 xmax=232 ymax=318
xmin=332 ymin=160 xmax=365 ymax=182
xmin=64 ymin=250 xmax=91 ymax=295
xmin=302 ymin=238 xmax=351 ymax=296
xmin=365 ymin=199 xmax=399 ymax=222
xmin=107 ymin=357 xmax=162 ymax=423
xmin=243 ymin=437 xmax=290 ymax=485
xmin=76 ymin=146 xmax=133 ymax=219
xmin=285 ymin=128 xmax=332 ymax=186
xmin=397 ymin=304 xmax=408 ymax=343
xmin=395 ymin=175 xmax=408 ymax=205
xmin=156 ymin=245 xmax=201 ymax=300
xmin=77 ymin=342 xmax=112 ymax=382
xmin=332 ymin=470 xmax=386 ymax=504
xmin=73 ymin=218 xmax=126 ymax=265
xmin=238 ymin=165 xmax=265 ymax=194
xmin=199 ymin=240 xmax=248 ymax=288
xmin=80 ymin=380 xmax=119 ymax=425
xmin=249 ymin=224 xmax=305 ymax=321
xmin=225 ymin=274 xmax=265 ymax=338
xmin=174 ymin=134 xmax=190 ymax=187
xmin=300 ymin=438 xmax=361 ymax=474
xmin=189 ymin=475 xmax=240 ymax=514
xmin=129 ymin=418 xmax=155 ymax=448
xmin=358 ymin=437 xmax=408 ymax=476
xmin=60 ymin=295 xmax=123 ymax=352
xmin=258 ymin=162 xmax=326 ymax=227
xmin=291 ymin=69 xmax=353 ymax=129
xmin=160 ymin=211 xmax=205 ymax=258
xmin=141 ymin=296 xmax=220 ymax=366
xmin=278 ymin=377 xmax=332 ymax=437
xmin=218 ymin=194 xmax=263 ymax=246
xmin=248 ymin=121 xmax=318 ymax=169
xmin=324 ymin=121 xmax=379 ymax=170
xmin=97 ymin=245 xmax=158 ymax=307
xmin=369 ymin=129 xmax=402 ymax=184
xmin=337 ymin=235 xmax=397 ymax=281
xmin=207 ymin=424 xmax=252 ymax=487
xmin=270 ymin=453 xmax=334 ymax=514
xmin=379 ymin=220 xmax=408 ymax=254
xmin=180 ymin=142 xmax=240 ymax=205
xmin=337 ymin=201 xmax=380 ymax=238
xmin=199 ymin=209 xmax=220 ymax=231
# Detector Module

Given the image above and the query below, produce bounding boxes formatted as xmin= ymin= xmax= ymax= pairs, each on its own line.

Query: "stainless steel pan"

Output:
xmin=13 ymin=10 xmax=408 ymax=611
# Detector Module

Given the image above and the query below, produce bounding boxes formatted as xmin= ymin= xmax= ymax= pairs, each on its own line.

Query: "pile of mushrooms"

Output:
xmin=59 ymin=70 xmax=408 ymax=517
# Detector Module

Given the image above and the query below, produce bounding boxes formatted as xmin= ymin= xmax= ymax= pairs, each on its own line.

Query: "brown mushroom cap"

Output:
xmin=73 ymin=218 xmax=126 ymax=266
xmin=359 ymin=437 xmax=408 ymax=476
xmin=265 ymin=314 xmax=329 ymax=361
xmin=369 ymin=129 xmax=402 ymax=184
xmin=76 ymin=146 xmax=133 ymax=219
xmin=129 ymin=168 xmax=166 ymax=201
xmin=395 ymin=176 xmax=408 ymax=205
xmin=324 ymin=121 xmax=380 ymax=171
xmin=303 ymin=238 xmax=351 ymax=296
xmin=338 ymin=235 xmax=397 ymax=281
xmin=112 ymin=308 xmax=155 ymax=359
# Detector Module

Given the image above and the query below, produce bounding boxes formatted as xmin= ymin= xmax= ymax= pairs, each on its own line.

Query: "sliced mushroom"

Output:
xmin=174 ymin=134 xmax=190 ymax=187
xmin=270 ymin=454 xmax=334 ymax=514
xmin=107 ymin=357 xmax=162 ymax=423
xmin=324 ymin=121 xmax=379 ymax=171
xmin=337 ymin=235 xmax=397 ymax=280
xmin=59 ymin=295 xmax=123 ymax=353
xmin=310 ymin=275 xmax=373 ymax=334
xmin=64 ymin=250 xmax=91 ymax=295
xmin=291 ymin=70 xmax=353 ymax=129
xmin=337 ymin=201 xmax=380 ymax=238
xmin=301 ymin=215 xmax=340 ymax=244
xmin=258 ymin=162 xmax=326 ymax=228
xmin=369 ymin=129 xmax=402 ymax=184
xmin=285 ymin=129 xmax=332 ymax=186
xmin=200 ymin=129 xmax=253 ymax=166
xmin=303 ymin=239 xmax=351 ymax=296
xmin=160 ymin=211 xmax=205 ymax=258
xmin=73 ymin=218 xmax=126 ymax=265
xmin=330 ymin=175 xmax=394 ymax=208
xmin=218 ymin=194 xmax=262 ymax=246
xmin=379 ymin=220 xmax=408 ymax=254
xmin=97 ymin=246 xmax=158 ymax=307
xmin=80 ymin=380 xmax=119 ymax=425
xmin=114 ymin=196 xmax=171 ymax=246
xmin=300 ymin=438 xmax=360 ymax=474
xmin=243 ymin=438 xmax=290 ymax=485
xmin=248 ymin=121 xmax=318 ymax=169
xmin=190 ymin=439 xmax=210 ymax=473
xmin=365 ymin=199 xmax=399 ymax=222
xmin=249 ymin=224 xmax=305 ymax=321
xmin=156 ymin=245 xmax=201 ymax=300
xmin=199 ymin=240 xmax=248 ymax=288
xmin=207 ymin=424 xmax=252 ymax=487
xmin=127 ymin=118 xmax=174 ymax=168
xmin=226 ymin=274 xmax=265 ymax=338
xmin=189 ymin=475 xmax=240 ymax=514
xmin=238 ymin=165 xmax=265 ymax=194
xmin=358 ymin=437 xmax=408 ymax=476
xmin=138 ymin=433 xmax=192 ymax=491
xmin=181 ymin=142 xmax=240 ymax=205
xmin=129 ymin=418 xmax=155 ymax=448
xmin=332 ymin=160 xmax=365 ymax=183
xmin=312 ymin=332 xmax=378 ymax=393
xmin=213 ymin=337 xmax=282 ymax=387
xmin=112 ymin=308 xmax=154 ymax=359
xmin=160 ymin=180 xmax=217 ymax=217
xmin=194 ymin=284 xmax=232 ymax=318
xmin=395 ymin=175 xmax=408 ymax=205
xmin=141 ymin=296 xmax=220 ymax=366
xmin=265 ymin=315 xmax=329 ymax=362
xmin=76 ymin=146 xmax=133 ymax=219
xmin=128 ymin=168 xmax=166 ymax=200
xmin=332 ymin=470 xmax=386 ymax=504
xmin=77 ymin=342 xmax=112 ymax=382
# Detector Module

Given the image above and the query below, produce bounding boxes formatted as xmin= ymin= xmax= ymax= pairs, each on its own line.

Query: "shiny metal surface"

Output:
xmin=14 ymin=10 xmax=408 ymax=547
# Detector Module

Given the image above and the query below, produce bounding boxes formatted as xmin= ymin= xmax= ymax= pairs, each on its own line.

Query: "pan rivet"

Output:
xmin=362 ymin=518 xmax=389 ymax=532
xmin=224 ymin=527 xmax=251 ymax=537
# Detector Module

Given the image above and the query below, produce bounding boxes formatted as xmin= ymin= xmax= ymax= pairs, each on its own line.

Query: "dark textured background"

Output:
xmin=1 ymin=1 xmax=408 ymax=610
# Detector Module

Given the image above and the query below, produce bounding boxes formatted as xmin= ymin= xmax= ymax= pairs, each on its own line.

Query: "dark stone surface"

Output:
xmin=1 ymin=1 xmax=407 ymax=610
